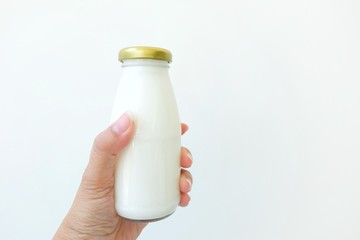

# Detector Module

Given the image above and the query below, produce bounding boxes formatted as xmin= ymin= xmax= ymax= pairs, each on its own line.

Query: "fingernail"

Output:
xmin=186 ymin=178 xmax=192 ymax=191
xmin=186 ymin=149 xmax=193 ymax=162
xmin=112 ymin=113 xmax=131 ymax=135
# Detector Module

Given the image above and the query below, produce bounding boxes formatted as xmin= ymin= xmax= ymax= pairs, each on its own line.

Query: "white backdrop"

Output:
xmin=1 ymin=0 xmax=360 ymax=239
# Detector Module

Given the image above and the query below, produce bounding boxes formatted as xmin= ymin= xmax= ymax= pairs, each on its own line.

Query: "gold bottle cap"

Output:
xmin=119 ymin=46 xmax=172 ymax=63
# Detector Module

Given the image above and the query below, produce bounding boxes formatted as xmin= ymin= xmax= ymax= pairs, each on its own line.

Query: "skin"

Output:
xmin=53 ymin=113 xmax=193 ymax=240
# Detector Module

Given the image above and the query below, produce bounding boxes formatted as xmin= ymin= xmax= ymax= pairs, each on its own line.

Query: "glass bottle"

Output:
xmin=111 ymin=46 xmax=181 ymax=221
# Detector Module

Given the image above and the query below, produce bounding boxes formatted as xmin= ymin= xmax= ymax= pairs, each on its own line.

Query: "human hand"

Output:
xmin=53 ymin=113 xmax=193 ymax=240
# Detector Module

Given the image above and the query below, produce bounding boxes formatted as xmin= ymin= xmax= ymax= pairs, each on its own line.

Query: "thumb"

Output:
xmin=81 ymin=113 xmax=135 ymax=190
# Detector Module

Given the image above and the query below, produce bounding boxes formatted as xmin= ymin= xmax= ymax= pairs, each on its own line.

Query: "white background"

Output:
xmin=1 ymin=0 xmax=360 ymax=239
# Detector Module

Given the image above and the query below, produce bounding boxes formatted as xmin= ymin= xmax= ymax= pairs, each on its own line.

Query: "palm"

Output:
xmin=71 ymin=175 xmax=147 ymax=239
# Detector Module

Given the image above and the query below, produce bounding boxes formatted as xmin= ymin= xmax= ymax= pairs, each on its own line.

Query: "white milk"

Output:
xmin=111 ymin=47 xmax=181 ymax=221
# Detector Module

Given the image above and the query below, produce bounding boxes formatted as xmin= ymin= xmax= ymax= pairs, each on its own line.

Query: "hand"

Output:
xmin=53 ymin=113 xmax=193 ymax=240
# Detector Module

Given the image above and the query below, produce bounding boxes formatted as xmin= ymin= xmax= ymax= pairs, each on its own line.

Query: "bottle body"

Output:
xmin=111 ymin=59 xmax=181 ymax=221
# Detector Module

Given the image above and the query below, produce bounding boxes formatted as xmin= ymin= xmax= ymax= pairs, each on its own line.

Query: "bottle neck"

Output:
xmin=122 ymin=59 xmax=170 ymax=68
